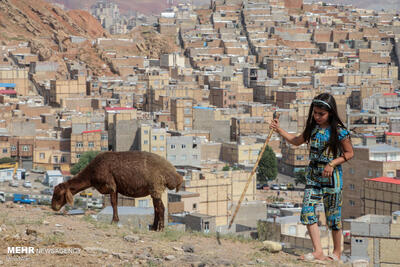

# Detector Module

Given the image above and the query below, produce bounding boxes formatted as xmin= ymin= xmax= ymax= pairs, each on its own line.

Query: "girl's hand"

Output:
xmin=270 ymin=119 xmax=280 ymax=133
xmin=323 ymin=164 xmax=334 ymax=178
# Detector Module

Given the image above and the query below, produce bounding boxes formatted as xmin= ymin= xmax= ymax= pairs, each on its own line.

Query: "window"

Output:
xmin=101 ymin=147 xmax=108 ymax=151
xmin=2 ymin=148 xmax=7 ymax=153
xmin=349 ymin=168 xmax=355 ymax=174
xmin=387 ymin=171 xmax=395 ymax=177
xmin=193 ymin=203 xmax=197 ymax=210
xmin=296 ymin=155 xmax=304 ymax=160
xmin=143 ymin=140 xmax=148 ymax=145
xmin=181 ymin=155 xmax=187 ymax=160
xmin=170 ymin=144 xmax=176 ymax=149
xmin=184 ymin=118 xmax=191 ymax=125
xmin=152 ymin=146 xmax=157 ymax=152
xmin=168 ymin=155 xmax=176 ymax=161
xmin=159 ymin=135 xmax=164 ymax=140
xmin=349 ymin=200 xmax=355 ymax=206
xmin=375 ymin=171 xmax=381 ymax=177
xmin=76 ymin=142 xmax=83 ymax=148
xmin=11 ymin=145 xmax=16 ymax=151
xmin=40 ymin=153 xmax=45 ymax=159
xmin=88 ymin=142 xmax=94 ymax=148
xmin=193 ymin=155 xmax=198 ymax=160
xmin=61 ymin=156 xmax=66 ymax=163
xmin=367 ymin=170 xmax=373 ymax=177
xmin=53 ymin=156 xmax=58 ymax=163
xmin=143 ymin=130 xmax=149 ymax=135
xmin=152 ymin=135 xmax=157 ymax=140
xmin=182 ymin=144 xmax=186 ymax=149
xmin=349 ymin=184 xmax=355 ymax=190
xmin=101 ymin=135 xmax=108 ymax=140
xmin=252 ymin=150 xmax=259 ymax=155
xmin=138 ymin=199 xmax=149 ymax=208
xmin=22 ymin=145 xmax=29 ymax=151
xmin=184 ymin=108 xmax=191 ymax=115
xmin=204 ymin=221 xmax=210 ymax=233
xmin=76 ymin=154 xmax=81 ymax=159
xmin=159 ymin=146 xmax=164 ymax=151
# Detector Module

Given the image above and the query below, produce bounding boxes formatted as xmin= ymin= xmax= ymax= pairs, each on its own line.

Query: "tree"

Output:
xmin=70 ymin=151 xmax=101 ymax=175
xmin=222 ymin=165 xmax=230 ymax=171
xmin=294 ymin=169 xmax=307 ymax=185
xmin=0 ymin=157 xmax=15 ymax=164
xmin=257 ymin=145 xmax=277 ymax=183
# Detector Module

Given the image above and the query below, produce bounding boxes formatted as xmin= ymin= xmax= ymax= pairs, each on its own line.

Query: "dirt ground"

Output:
xmin=0 ymin=203 xmax=340 ymax=267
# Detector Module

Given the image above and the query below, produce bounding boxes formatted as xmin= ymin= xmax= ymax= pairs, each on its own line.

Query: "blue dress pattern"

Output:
xmin=300 ymin=126 xmax=350 ymax=230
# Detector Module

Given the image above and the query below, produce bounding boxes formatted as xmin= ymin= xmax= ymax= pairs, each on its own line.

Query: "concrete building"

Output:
xmin=43 ymin=170 xmax=63 ymax=187
xmin=350 ymin=213 xmax=400 ymax=266
xmin=49 ymin=76 xmax=86 ymax=107
xmin=139 ymin=124 xmax=167 ymax=159
xmin=363 ymin=177 xmax=400 ymax=216
xmin=166 ymin=136 xmax=201 ymax=167
xmin=70 ymin=129 xmax=108 ymax=164
xmin=342 ymin=143 xmax=400 ymax=225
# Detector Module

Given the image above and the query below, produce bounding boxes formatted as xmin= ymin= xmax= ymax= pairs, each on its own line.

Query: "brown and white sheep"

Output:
xmin=51 ymin=151 xmax=183 ymax=231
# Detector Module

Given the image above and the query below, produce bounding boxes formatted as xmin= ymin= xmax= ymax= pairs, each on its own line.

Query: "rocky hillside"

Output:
xmin=319 ymin=0 xmax=400 ymax=11
xmin=0 ymin=204 xmax=322 ymax=267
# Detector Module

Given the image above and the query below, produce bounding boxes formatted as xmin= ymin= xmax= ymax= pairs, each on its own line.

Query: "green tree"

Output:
xmin=294 ymin=169 xmax=307 ymax=185
xmin=257 ymin=146 xmax=277 ymax=182
xmin=222 ymin=165 xmax=230 ymax=171
xmin=70 ymin=151 xmax=101 ymax=175
xmin=0 ymin=157 xmax=15 ymax=164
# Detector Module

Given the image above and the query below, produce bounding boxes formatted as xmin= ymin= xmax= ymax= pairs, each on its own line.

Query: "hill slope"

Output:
xmin=0 ymin=204 xmax=318 ymax=266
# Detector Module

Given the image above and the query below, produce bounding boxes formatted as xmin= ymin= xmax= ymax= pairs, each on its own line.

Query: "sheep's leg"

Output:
xmin=151 ymin=197 xmax=165 ymax=231
xmin=110 ymin=192 xmax=119 ymax=223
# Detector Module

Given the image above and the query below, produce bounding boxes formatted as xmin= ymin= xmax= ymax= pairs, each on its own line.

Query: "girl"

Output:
xmin=270 ymin=93 xmax=354 ymax=262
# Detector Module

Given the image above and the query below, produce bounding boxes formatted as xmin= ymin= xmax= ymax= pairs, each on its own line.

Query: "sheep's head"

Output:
xmin=166 ymin=173 xmax=184 ymax=192
xmin=51 ymin=183 xmax=73 ymax=211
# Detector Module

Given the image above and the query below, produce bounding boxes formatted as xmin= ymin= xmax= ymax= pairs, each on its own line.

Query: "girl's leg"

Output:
xmin=331 ymin=229 xmax=342 ymax=259
xmin=305 ymin=223 xmax=325 ymax=259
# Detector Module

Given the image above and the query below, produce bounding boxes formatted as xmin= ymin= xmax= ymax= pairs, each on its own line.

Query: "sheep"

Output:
xmin=51 ymin=151 xmax=183 ymax=231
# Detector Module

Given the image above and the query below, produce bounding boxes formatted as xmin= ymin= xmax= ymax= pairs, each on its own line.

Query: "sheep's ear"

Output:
xmin=65 ymin=188 xmax=73 ymax=206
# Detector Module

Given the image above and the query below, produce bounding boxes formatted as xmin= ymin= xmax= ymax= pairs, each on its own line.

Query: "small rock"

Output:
xmin=247 ymin=261 xmax=255 ymax=265
xmin=256 ymin=259 xmax=265 ymax=264
xmin=112 ymin=252 xmax=130 ymax=260
xmin=124 ymin=235 xmax=140 ymax=243
xmin=84 ymin=247 xmax=109 ymax=254
xmin=55 ymin=224 xmax=62 ymax=227
xmin=261 ymin=240 xmax=282 ymax=253
xmin=165 ymin=255 xmax=176 ymax=261
xmin=173 ymin=246 xmax=183 ymax=252
xmin=0 ymin=260 xmax=3 ymax=265
xmin=43 ymin=221 xmax=50 ymax=225
xmin=53 ymin=230 xmax=64 ymax=236
xmin=217 ymin=259 xmax=232 ymax=266
xmin=26 ymin=229 xmax=37 ymax=236
xmin=182 ymin=245 xmax=195 ymax=253
xmin=352 ymin=259 xmax=369 ymax=267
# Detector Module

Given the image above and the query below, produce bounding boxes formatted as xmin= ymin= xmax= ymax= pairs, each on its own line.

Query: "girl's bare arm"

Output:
xmin=330 ymin=138 xmax=354 ymax=166
xmin=269 ymin=119 xmax=305 ymax=146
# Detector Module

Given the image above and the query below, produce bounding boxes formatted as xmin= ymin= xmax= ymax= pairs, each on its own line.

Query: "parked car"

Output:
xmin=13 ymin=194 xmax=36 ymax=204
xmin=279 ymin=183 xmax=287 ymax=190
xmin=256 ymin=183 xmax=269 ymax=190
xmin=0 ymin=191 xmax=5 ymax=203
xmin=87 ymin=199 xmax=103 ymax=209
xmin=41 ymin=188 xmax=54 ymax=195
xmin=271 ymin=184 xmax=280 ymax=190
xmin=80 ymin=191 xmax=93 ymax=198
xmin=23 ymin=181 xmax=32 ymax=188
xmin=287 ymin=183 xmax=295 ymax=191
xmin=9 ymin=181 xmax=19 ymax=187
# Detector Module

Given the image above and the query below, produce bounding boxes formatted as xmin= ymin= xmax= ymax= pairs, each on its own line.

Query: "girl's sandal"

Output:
xmin=327 ymin=254 xmax=343 ymax=264
xmin=299 ymin=253 xmax=326 ymax=264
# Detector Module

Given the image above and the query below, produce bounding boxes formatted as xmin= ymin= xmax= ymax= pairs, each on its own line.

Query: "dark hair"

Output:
xmin=302 ymin=93 xmax=347 ymax=158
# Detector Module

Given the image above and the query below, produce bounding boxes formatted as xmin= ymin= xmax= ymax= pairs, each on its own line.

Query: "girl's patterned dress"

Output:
xmin=300 ymin=125 xmax=350 ymax=230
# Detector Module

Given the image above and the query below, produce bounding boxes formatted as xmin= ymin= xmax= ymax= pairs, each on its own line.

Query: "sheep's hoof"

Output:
xmin=111 ymin=219 xmax=119 ymax=224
